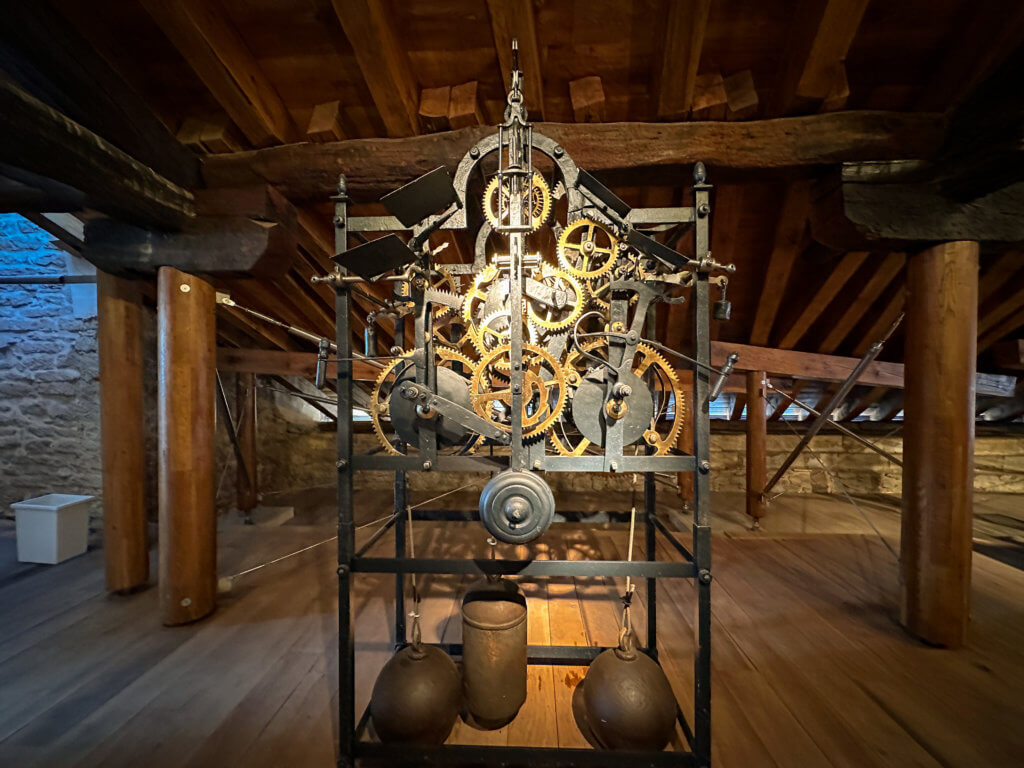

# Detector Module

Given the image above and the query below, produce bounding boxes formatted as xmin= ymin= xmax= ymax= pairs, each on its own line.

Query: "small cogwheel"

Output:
xmin=557 ymin=219 xmax=617 ymax=280
xmin=483 ymin=171 xmax=551 ymax=233
xmin=526 ymin=263 xmax=587 ymax=333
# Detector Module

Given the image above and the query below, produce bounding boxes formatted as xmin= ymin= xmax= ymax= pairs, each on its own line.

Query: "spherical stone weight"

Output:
xmin=582 ymin=643 xmax=676 ymax=751
xmin=370 ymin=643 xmax=461 ymax=744
xmin=479 ymin=469 xmax=555 ymax=544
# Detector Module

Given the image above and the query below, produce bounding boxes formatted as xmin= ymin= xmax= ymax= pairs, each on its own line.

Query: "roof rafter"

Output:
xmin=142 ymin=0 xmax=299 ymax=147
xmin=486 ymin=0 xmax=544 ymax=118
xmin=654 ymin=0 xmax=712 ymax=120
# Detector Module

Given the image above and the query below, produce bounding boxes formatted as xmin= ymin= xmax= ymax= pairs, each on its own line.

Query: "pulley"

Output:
xmin=581 ymin=629 xmax=676 ymax=751
xmin=369 ymin=640 xmax=461 ymax=744
xmin=461 ymin=577 xmax=528 ymax=729
xmin=571 ymin=369 xmax=653 ymax=448
xmin=478 ymin=469 xmax=555 ymax=544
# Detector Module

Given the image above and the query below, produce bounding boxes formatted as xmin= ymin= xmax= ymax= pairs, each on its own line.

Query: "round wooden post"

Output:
xmin=746 ymin=370 xmax=767 ymax=521
xmin=901 ymin=240 xmax=978 ymax=648
xmin=236 ymin=372 xmax=258 ymax=513
xmin=157 ymin=266 xmax=216 ymax=625
xmin=97 ymin=272 xmax=149 ymax=592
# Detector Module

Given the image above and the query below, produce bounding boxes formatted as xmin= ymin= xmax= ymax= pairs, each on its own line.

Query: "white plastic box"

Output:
xmin=12 ymin=493 xmax=94 ymax=564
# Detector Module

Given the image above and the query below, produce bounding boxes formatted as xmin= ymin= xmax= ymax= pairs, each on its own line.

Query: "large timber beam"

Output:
xmin=84 ymin=216 xmax=295 ymax=278
xmin=0 ymin=74 xmax=194 ymax=229
xmin=0 ymin=1 xmax=198 ymax=188
xmin=711 ymin=340 xmax=1016 ymax=396
xmin=216 ymin=347 xmax=378 ymax=381
xmin=654 ymin=0 xmax=711 ymax=120
xmin=811 ymin=162 xmax=1024 ymax=249
xmin=201 ymin=111 xmax=947 ymax=202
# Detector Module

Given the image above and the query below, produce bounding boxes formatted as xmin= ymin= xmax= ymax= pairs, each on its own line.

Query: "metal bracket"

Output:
xmin=398 ymin=382 xmax=511 ymax=444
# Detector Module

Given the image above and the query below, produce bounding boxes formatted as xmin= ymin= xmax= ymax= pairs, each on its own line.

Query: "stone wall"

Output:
xmin=0 ymin=214 xmax=103 ymax=516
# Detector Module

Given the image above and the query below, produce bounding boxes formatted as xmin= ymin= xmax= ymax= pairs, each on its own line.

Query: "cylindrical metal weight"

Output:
xmin=478 ymin=469 xmax=555 ymax=544
xmin=461 ymin=578 xmax=528 ymax=729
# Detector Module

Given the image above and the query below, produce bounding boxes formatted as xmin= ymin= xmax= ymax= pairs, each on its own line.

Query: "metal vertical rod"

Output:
xmin=692 ymin=165 xmax=713 ymax=768
xmin=507 ymin=125 xmax=526 ymax=470
xmin=644 ymin=466 xmax=657 ymax=659
xmin=334 ymin=176 xmax=355 ymax=768
xmin=394 ymin=315 xmax=407 ymax=647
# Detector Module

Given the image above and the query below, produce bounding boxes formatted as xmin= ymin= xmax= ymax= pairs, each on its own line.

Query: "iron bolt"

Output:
xmin=333 ymin=216 xmax=345 ymax=227
xmin=697 ymin=203 xmax=711 ymax=217
xmin=336 ymin=459 xmax=348 ymax=470
xmin=553 ymin=145 xmax=564 ymax=157
xmin=610 ymin=461 xmax=618 ymax=472
xmin=512 ymin=384 xmax=522 ymax=394
xmin=422 ymin=460 xmax=433 ymax=471
xmin=470 ymin=147 xmax=480 ymax=158
xmin=698 ymin=569 xmax=712 ymax=585
xmin=533 ymin=459 xmax=542 ymax=469
xmin=337 ymin=564 xmax=350 ymax=576
xmin=699 ymin=460 xmax=711 ymax=473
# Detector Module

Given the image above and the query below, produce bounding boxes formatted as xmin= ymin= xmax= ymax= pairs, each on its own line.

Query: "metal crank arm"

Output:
xmin=397 ymin=382 xmax=511 ymax=444
xmin=524 ymin=277 xmax=567 ymax=309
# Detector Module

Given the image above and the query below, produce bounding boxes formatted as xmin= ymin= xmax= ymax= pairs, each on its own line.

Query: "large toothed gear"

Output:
xmin=526 ymin=263 xmax=587 ymax=333
xmin=484 ymin=171 xmax=551 ymax=233
xmin=557 ymin=219 xmax=617 ymax=280
xmin=632 ymin=343 xmax=685 ymax=456
xmin=472 ymin=307 xmax=535 ymax=365
xmin=470 ymin=343 xmax=567 ymax=440
xmin=370 ymin=348 xmax=481 ymax=455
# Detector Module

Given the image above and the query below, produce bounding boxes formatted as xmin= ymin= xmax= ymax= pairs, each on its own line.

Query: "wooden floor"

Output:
xmin=2 ymin=495 xmax=1024 ymax=767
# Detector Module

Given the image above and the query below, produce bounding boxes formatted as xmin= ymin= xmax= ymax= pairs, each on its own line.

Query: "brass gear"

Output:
xmin=526 ymin=263 xmax=586 ymax=333
xmin=557 ymin=219 xmax=617 ymax=280
xmin=369 ymin=347 xmax=481 ymax=455
xmin=633 ymin=343 xmax=685 ymax=456
xmin=395 ymin=267 xmax=459 ymax=319
xmin=462 ymin=265 xmax=502 ymax=352
xmin=483 ymin=171 xmax=551 ymax=233
xmin=471 ymin=307 xmax=533 ymax=363
xmin=470 ymin=343 xmax=567 ymax=440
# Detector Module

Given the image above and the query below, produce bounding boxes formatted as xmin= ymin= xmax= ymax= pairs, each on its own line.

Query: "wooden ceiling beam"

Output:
xmin=818 ymin=252 xmax=905 ymax=354
xmin=0 ymin=74 xmax=193 ymax=230
xmin=329 ymin=0 xmax=420 ymax=138
xmin=0 ymin=1 xmax=198 ymax=189
xmin=217 ymin=347 xmax=377 ymax=381
xmin=486 ymin=0 xmax=544 ymax=119
xmin=979 ymin=305 xmax=1024 ymax=353
xmin=201 ymin=111 xmax=946 ymax=202
xmin=654 ymin=0 xmax=712 ymax=120
xmin=711 ymin=340 xmax=1015 ymax=396
xmin=842 ymin=385 xmax=889 ymax=422
xmin=979 ymin=250 xmax=1024 ymax=304
xmin=749 ymin=182 xmax=811 ymax=346
xmin=768 ymin=0 xmax=870 ymax=117
xmin=775 ymin=251 xmax=868 ymax=349
xmin=142 ymin=0 xmax=299 ymax=147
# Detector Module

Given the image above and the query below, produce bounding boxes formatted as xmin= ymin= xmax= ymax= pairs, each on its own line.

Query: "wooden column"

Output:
xmin=901 ymin=241 xmax=978 ymax=648
xmin=746 ymin=370 xmax=767 ymax=521
xmin=97 ymin=272 xmax=149 ymax=592
xmin=235 ymin=372 xmax=258 ymax=512
xmin=157 ymin=266 xmax=216 ymax=625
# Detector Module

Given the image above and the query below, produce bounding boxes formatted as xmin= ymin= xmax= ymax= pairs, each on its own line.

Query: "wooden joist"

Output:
xmin=0 ymin=1 xmax=198 ymax=189
xmin=0 ymin=74 xmax=194 ymax=229
xmin=655 ymin=0 xmax=711 ymax=120
xmin=200 ymin=111 xmax=947 ymax=202
xmin=769 ymin=0 xmax=869 ymax=116
xmin=486 ymin=0 xmax=544 ymax=118
xmin=749 ymin=182 xmax=810 ymax=346
xmin=216 ymin=347 xmax=378 ymax=381
xmin=819 ymin=252 xmax=905 ymax=353
xmin=776 ymin=251 xmax=868 ymax=349
xmin=710 ymin=340 xmax=1016 ymax=396
xmin=142 ymin=0 xmax=299 ymax=147
xmin=306 ymin=101 xmax=347 ymax=143
xmin=418 ymin=86 xmax=451 ymax=133
xmin=448 ymin=81 xmax=485 ymax=129
xmin=723 ymin=70 xmax=759 ymax=120
xmin=691 ymin=72 xmax=728 ymax=121
xmin=569 ymin=77 xmax=605 ymax=123
xmin=329 ymin=0 xmax=419 ymax=137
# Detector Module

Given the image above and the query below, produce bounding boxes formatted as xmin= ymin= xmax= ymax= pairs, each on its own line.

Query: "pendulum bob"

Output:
xmin=389 ymin=365 xmax=473 ymax=447
xmin=369 ymin=643 xmax=462 ymax=744
xmin=582 ymin=631 xmax=676 ymax=751
xmin=461 ymin=578 xmax=528 ymax=728
xmin=478 ymin=469 xmax=555 ymax=544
